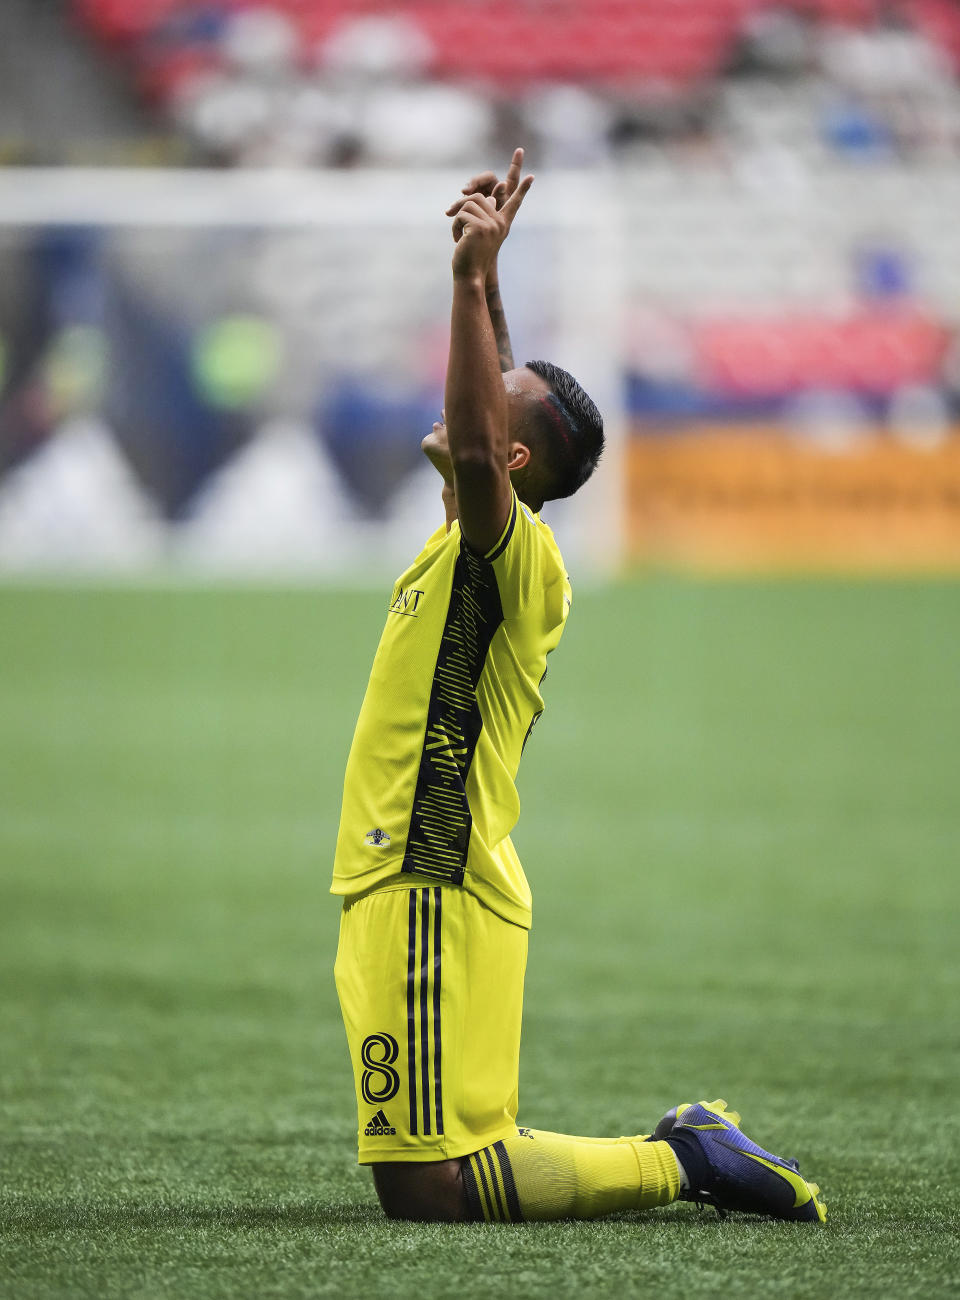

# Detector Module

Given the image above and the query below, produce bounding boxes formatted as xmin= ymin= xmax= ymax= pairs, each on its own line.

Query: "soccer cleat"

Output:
xmin=663 ymin=1100 xmax=827 ymax=1222
xmin=650 ymin=1098 xmax=741 ymax=1142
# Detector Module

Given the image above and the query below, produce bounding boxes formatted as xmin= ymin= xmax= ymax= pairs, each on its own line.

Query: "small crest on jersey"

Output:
xmin=364 ymin=828 xmax=391 ymax=847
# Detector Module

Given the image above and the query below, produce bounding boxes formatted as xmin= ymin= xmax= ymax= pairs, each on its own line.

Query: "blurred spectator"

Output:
xmin=726 ymin=4 xmax=817 ymax=79
xmin=222 ymin=6 xmax=298 ymax=78
xmin=819 ymin=93 xmax=895 ymax=160
xmin=318 ymin=14 xmax=432 ymax=81
xmin=520 ymin=84 xmax=612 ymax=168
xmin=818 ymin=6 xmax=952 ymax=101
xmin=608 ymin=93 xmax=723 ymax=167
xmin=359 ymin=81 xmax=494 ymax=167
xmin=818 ymin=4 xmax=956 ymax=157
xmin=172 ymin=72 xmax=274 ymax=163
xmin=852 ymin=239 xmax=913 ymax=302
xmin=318 ymin=14 xmax=493 ymax=167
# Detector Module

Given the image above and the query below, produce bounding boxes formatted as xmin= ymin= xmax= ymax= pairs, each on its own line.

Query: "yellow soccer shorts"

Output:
xmin=334 ymin=883 xmax=528 ymax=1164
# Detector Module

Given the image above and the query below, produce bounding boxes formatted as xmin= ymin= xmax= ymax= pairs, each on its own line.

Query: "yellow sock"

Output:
xmin=556 ymin=1132 xmax=651 ymax=1144
xmin=462 ymin=1129 xmax=680 ymax=1222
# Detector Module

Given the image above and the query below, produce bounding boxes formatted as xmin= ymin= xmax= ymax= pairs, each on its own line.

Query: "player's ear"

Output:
xmin=507 ymin=442 xmax=530 ymax=472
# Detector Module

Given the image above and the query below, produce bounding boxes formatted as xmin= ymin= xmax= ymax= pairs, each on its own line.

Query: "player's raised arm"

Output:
xmin=443 ymin=169 xmax=533 ymax=555
xmin=446 ymin=146 xmax=527 ymax=372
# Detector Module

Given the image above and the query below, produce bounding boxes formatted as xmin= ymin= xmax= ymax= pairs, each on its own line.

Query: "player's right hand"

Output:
xmin=446 ymin=147 xmax=527 ymax=225
xmin=449 ymin=174 xmax=534 ymax=279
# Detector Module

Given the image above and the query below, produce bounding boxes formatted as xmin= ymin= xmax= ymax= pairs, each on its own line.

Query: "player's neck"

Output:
xmin=442 ymin=482 xmax=458 ymax=531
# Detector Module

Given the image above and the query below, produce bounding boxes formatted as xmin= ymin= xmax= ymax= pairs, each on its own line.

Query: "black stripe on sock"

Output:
xmin=461 ymin=1154 xmax=484 ymax=1222
xmin=419 ymin=889 xmax=431 ymax=1136
xmin=494 ymin=1141 xmax=523 ymax=1223
xmin=406 ymin=890 xmax=418 ymax=1136
xmin=432 ymin=887 xmax=444 ymax=1136
xmin=473 ymin=1150 xmax=496 ymax=1221
xmin=482 ymin=1147 xmax=507 ymax=1222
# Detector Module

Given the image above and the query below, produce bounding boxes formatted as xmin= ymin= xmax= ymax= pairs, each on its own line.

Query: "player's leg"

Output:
xmin=369 ymin=1107 xmax=826 ymax=1224
xmin=369 ymin=1128 xmax=680 ymax=1223
xmin=459 ymin=1128 xmax=680 ymax=1221
xmin=339 ymin=884 xmax=681 ymax=1221
xmin=461 ymin=1103 xmax=826 ymax=1223
xmin=335 ymin=884 xmax=528 ymax=1215
xmin=371 ymin=1158 xmax=467 ymax=1221
xmin=336 ymin=888 xmax=823 ymax=1223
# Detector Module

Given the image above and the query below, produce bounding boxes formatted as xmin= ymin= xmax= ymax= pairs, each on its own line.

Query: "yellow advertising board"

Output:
xmin=627 ymin=427 xmax=960 ymax=572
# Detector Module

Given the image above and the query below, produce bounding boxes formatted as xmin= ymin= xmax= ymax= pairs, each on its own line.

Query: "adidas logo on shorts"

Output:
xmin=364 ymin=1109 xmax=397 ymax=1137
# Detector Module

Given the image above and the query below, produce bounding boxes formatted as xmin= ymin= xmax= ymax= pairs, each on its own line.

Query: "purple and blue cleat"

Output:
xmin=653 ymin=1099 xmax=827 ymax=1223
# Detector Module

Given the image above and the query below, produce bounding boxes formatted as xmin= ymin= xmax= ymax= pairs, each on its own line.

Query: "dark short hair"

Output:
xmin=524 ymin=360 xmax=604 ymax=501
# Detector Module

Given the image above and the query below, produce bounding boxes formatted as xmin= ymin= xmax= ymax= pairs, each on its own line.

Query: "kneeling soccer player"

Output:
xmin=331 ymin=148 xmax=826 ymax=1225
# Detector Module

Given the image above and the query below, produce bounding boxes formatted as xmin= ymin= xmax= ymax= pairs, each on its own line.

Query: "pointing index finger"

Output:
xmin=503 ymin=148 xmax=524 ymax=194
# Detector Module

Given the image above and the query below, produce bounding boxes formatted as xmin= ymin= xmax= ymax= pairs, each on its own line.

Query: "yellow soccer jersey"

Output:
xmin=331 ymin=491 xmax=571 ymax=929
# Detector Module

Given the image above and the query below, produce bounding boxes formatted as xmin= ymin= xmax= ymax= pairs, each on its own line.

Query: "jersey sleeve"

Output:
xmin=469 ymin=490 xmax=568 ymax=626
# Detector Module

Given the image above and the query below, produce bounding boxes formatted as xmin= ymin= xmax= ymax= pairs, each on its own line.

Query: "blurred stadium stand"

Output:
xmin=1 ymin=0 xmax=960 ymax=572
xmin=0 ymin=0 xmax=161 ymax=164
xmin=59 ymin=0 xmax=960 ymax=167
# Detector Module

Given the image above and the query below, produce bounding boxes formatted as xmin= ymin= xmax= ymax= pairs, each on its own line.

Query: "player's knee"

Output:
xmin=371 ymin=1159 xmax=468 ymax=1222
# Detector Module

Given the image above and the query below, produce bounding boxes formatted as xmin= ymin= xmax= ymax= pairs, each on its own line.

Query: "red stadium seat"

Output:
xmin=73 ymin=0 xmax=185 ymax=45
xmin=912 ymin=0 xmax=960 ymax=72
xmin=72 ymin=0 xmax=960 ymax=96
xmin=696 ymin=310 xmax=948 ymax=396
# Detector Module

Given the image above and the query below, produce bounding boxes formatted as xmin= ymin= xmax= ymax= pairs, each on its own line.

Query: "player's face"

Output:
xmin=421 ymin=412 xmax=451 ymax=472
xmin=421 ymin=368 xmax=549 ymax=476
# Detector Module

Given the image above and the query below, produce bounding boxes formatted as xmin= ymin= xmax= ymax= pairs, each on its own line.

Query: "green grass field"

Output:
xmin=1 ymin=578 xmax=958 ymax=1299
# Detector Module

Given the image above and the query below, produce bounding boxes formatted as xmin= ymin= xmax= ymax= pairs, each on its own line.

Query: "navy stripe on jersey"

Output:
xmin=484 ymin=494 xmax=518 ymax=562
xmin=401 ymin=542 xmax=505 ymax=885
